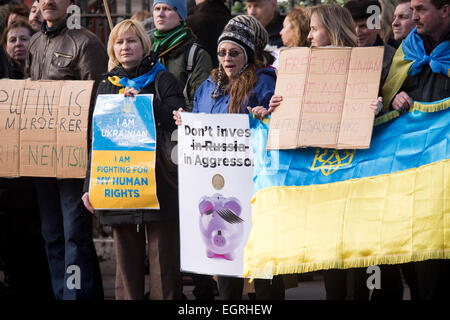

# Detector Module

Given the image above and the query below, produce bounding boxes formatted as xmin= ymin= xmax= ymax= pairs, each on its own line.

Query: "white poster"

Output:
xmin=178 ymin=113 xmax=253 ymax=277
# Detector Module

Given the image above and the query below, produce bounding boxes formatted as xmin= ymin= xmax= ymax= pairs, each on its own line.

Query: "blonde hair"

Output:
xmin=285 ymin=6 xmax=311 ymax=47
xmin=107 ymin=19 xmax=151 ymax=71
xmin=309 ymin=5 xmax=357 ymax=47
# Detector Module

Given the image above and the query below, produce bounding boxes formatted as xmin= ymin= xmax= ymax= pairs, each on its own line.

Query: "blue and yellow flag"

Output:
xmin=244 ymin=98 xmax=450 ymax=279
xmin=89 ymin=94 xmax=159 ymax=210
xmin=381 ymin=28 xmax=450 ymax=112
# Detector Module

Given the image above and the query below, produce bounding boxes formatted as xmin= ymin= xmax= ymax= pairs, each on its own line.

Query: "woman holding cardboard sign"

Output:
xmin=82 ymin=19 xmax=185 ymax=300
xmin=265 ymin=4 xmax=383 ymax=120
xmin=263 ymin=5 xmax=383 ymax=300
xmin=173 ymin=15 xmax=286 ymax=300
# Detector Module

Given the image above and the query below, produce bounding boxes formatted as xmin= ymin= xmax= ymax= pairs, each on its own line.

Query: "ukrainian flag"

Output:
xmin=244 ymin=99 xmax=450 ymax=279
xmin=381 ymin=28 xmax=450 ymax=112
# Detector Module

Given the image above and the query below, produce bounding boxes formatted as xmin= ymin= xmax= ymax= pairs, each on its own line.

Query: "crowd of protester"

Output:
xmin=0 ymin=0 xmax=448 ymax=301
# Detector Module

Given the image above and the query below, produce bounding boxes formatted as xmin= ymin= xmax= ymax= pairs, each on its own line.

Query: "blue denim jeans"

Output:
xmin=34 ymin=178 xmax=103 ymax=300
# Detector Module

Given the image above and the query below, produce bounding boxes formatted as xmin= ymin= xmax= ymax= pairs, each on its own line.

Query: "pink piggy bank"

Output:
xmin=198 ymin=194 xmax=244 ymax=260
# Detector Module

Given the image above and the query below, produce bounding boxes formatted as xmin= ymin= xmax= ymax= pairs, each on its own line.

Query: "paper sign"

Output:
xmin=0 ymin=79 xmax=93 ymax=178
xmin=88 ymin=94 xmax=159 ymax=210
xmin=178 ymin=113 xmax=257 ymax=278
xmin=268 ymin=47 xmax=384 ymax=150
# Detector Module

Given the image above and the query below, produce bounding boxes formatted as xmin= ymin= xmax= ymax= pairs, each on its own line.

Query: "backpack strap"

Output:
xmin=183 ymin=42 xmax=200 ymax=102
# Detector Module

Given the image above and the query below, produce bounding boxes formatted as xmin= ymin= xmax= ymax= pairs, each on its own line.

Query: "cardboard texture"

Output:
xmin=0 ymin=79 xmax=94 ymax=178
xmin=268 ymin=47 xmax=384 ymax=150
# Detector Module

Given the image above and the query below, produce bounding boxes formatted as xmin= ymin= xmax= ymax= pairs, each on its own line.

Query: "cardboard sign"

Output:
xmin=88 ymin=94 xmax=159 ymax=210
xmin=178 ymin=113 xmax=257 ymax=278
xmin=268 ymin=47 xmax=384 ymax=150
xmin=0 ymin=79 xmax=93 ymax=178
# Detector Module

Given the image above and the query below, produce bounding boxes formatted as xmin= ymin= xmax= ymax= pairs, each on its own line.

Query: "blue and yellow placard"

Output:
xmin=89 ymin=94 xmax=159 ymax=209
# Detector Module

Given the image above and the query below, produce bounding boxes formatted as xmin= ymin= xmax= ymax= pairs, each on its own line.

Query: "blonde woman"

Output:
xmin=271 ymin=5 xmax=384 ymax=299
xmin=267 ymin=5 xmax=361 ymax=117
xmin=82 ymin=19 xmax=185 ymax=300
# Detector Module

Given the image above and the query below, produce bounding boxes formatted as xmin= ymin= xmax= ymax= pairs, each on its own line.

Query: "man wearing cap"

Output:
xmin=246 ymin=0 xmax=283 ymax=48
xmin=151 ymin=0 xmax=213 ymax=112
xmin=344 ymin=0 xmax=396 ymax=90
xmin=392 ymin=0 xmax=416 ymax=42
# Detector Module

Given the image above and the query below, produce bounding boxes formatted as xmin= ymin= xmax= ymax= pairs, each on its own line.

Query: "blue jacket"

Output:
xmin=193 ymin=68 xmax=277 ymax=114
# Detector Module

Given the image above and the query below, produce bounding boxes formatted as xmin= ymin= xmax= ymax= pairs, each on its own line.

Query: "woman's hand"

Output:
xmin=369 ymin=96 xmax=384 ymax=115
xmin=173 ymin=108 xmax=184 ymax=126
xmin=392 ymin=91 xmax=413 ymax=111
xmin=268 ymin=95 xmax=283 ymax=113
xmin=247 ymin=106 xmax=269 ymax=120
xmin=82 ymin=192 xmax=94 ymax=214
xmin=124 ymin=87 xmax=140 ymax=97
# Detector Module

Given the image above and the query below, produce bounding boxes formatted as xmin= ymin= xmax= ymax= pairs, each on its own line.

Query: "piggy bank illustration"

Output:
xmin=198 ymin=194 xmax=244 ymax=260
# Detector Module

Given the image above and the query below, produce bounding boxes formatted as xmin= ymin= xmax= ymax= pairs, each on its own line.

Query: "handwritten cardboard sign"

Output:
xmin=0 ymin=79 xmax=94 ymax=178
xmin=268 ymin=47 xmax=384 ymax=150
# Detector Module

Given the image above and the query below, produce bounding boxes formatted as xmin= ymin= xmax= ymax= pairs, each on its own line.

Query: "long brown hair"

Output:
xmin=211 ymin=59 xmax=266 ymax=114
xmin=309 ymin=5 xmax=357 ymax=47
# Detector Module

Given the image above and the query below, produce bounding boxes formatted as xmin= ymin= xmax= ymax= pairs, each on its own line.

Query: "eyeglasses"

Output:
xmin=217 ymin=50 xmax=242 ymax=58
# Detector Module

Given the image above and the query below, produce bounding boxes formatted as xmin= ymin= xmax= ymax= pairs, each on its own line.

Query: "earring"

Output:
xmin=211 ymin=64 xmax=224 ymax=99
xmin=238 ymin=63 xmax=248 ymax=76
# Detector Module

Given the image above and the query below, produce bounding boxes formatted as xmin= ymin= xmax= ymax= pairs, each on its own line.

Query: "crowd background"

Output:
xmin=0 ymin=0 xmax=448 ymax=301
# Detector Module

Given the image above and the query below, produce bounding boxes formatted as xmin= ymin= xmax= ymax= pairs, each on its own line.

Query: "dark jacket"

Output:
xmin=0 ymin=46 xmax=10 ymax=78
xmin=84 ymin=55 xmax=186 ymax=226
xmin=266 ymin=11 xmax=284 ymax=48
xmin=186 ymin=0 xmax=232 ymax=67
xmin=373 ymin=35 xmax=396 ymax=89
xmin=152 ymin=27 xmax=213 ymax=112
xmin=25 ymin=19 xmax=107 ymax=81
xmin=399 ymin=31 xmax=450 ymax=103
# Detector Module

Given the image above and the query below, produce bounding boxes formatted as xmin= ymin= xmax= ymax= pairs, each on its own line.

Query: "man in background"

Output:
xmin=246 ymin=0 xmax=283 ymax=47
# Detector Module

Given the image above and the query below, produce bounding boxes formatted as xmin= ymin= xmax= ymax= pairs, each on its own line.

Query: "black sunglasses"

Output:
xmin=217 ymin=50 xmax=242 ymax=58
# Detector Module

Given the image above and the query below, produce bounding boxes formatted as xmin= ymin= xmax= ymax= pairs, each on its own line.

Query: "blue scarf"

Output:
xmin=402 ymin=28 xmax=450 ymax=77
xmin=118 ymin=62 xmax=167 ymax=90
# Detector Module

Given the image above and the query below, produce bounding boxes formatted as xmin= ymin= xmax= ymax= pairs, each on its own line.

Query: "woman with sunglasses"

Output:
xmin=173 ymin=15 xmax=285 ymax=300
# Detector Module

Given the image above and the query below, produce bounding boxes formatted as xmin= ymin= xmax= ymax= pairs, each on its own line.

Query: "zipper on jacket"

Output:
xmin=54 ymin=52 xmax=73 ymax=59
xmin=39 ymin=37 xmax=51 ymax=79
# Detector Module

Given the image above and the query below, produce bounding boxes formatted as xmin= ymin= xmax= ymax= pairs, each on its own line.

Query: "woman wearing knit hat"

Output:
xmin=151 ymin=0 xmax=213 ymax=112
xmin=173 ymin=17 xmax=285 ymax=300
xmin=229 ymin=14 xmax=276 ymax=68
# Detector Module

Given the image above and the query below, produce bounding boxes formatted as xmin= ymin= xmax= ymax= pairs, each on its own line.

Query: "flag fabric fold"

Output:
xmin=244 ymin=99 xmax=450 ymax=279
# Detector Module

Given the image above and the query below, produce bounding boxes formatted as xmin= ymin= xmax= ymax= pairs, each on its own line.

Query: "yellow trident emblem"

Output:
xmin=123 ymin=98 xmax=133 ymax=114
xmin=311 ymin=149 xmax=355 ymax=176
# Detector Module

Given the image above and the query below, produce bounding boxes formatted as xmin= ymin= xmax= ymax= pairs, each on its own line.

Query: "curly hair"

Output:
xmin=211 ymin=59 xmax=266 ymax=114
xmin=285 ymin=6 xmax=311 ymax=47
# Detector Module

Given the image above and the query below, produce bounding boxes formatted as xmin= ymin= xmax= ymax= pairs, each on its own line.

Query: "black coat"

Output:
xmin=84 ymin=55 xmax=186 ymax=225
xmin=399 ymin=31 xmax=450 ymax=103
xmin=186 ymin=0 xmax=232 ymax=67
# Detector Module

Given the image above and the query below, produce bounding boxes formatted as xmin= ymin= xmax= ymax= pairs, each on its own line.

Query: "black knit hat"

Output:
xmin=217 ymin=19 xmax=256 ymax=64
xmin=344 ymin=0 xmax=382 ymax=20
